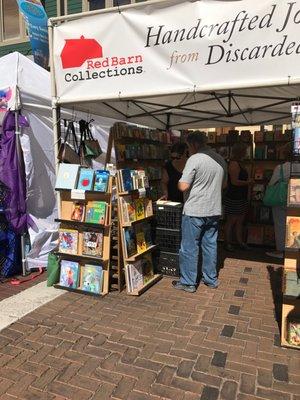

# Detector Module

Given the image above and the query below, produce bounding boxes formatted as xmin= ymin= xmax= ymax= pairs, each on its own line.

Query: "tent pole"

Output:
xmin=14 ymin=111 xmax=27 ymax=277
xmin=52 ymin=104 xmax=61 ymax=219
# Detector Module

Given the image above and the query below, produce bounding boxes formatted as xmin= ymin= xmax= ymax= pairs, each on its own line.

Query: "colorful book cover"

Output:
xmin=136 ymin=231 xmax=147 ymax=254
xmin=94 ymin=170 xmax=109 ymax=192
xmin=274 ymin=131 xmax=284 ymax=141
xmin=59 ymin=229 xmax=78 ymax=254
xmin=119 ymin=197 xmax=130 ymax=225
xmin=55 ymin=164 xmax=80 ymax=190
xmin=252 ymin=184 xmax=265 ymax=201
xmin=207 ymin=132 xmax=216 ymax=144
xmin=254 ymin=145 xmax=266 ymax=160
xmin=59 ymin=260 xmax=79 ymax=289
xmin=122 ymin=169 xmax=133 ymax=192
xmin=71 ymin=202 xmax=85 ymax=222
xmin=135 ymin=198 xmax=145 ymax=220
xmin=287 ymin=320 xmax=300 ymax=347
xmin=240 ymin=130 xmax=252 ymax=143
xmin=284 ymin=271 xmax=300 ymax=298
xmin=123 ymin=227 xmax=137 ymax=258
xmin=82 ymin=231 xmax=103 ymax=257
xmin=141 ymin=254 xmax=154 ymax=284
xmin=128 ymin=261 xmax=144 ymax=292
xmin=80 ymin=264 xmax=103 ymax=294
xmin=264 ymin=131 xmax=274 ymax=142
xmin=285 ymin=217 xmax=300 ymax=249
xmin=247 ymin=226 xmax=264 ymax=245
xmin=85 ymin=202 xmax=107 ymax=224
xmin=115 ymin=144 xmax=126 ymax=161
xmin=288 ymin=179 xmax=300 ymax=206
xmin=144 ymin=199 xmax=153 ymax=217
xmin=77 ymin=168 xmax=94 ymax=191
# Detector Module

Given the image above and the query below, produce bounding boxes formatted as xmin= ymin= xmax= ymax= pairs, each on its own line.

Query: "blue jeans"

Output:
xmin=179 ymin=215 xmax=219 ymax=287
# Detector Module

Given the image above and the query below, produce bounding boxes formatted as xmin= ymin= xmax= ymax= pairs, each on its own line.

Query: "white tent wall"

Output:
xmin=0 ymin=52 xmax=116 ymax=270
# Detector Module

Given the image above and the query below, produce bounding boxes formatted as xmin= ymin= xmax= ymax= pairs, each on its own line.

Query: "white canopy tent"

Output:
xmin=49 ymin=0 xmax=300 ymax=131
xmin=0 ymin=52 xmax=116 ymax=270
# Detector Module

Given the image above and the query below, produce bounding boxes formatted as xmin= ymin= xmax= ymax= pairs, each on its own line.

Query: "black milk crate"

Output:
xmin=153 ymin=202 xmax=183 ymax=229
xmin=154 ymin=250 xmax=180 ymax=277
xmin=155 ymin=227 xmax=181 ymax=253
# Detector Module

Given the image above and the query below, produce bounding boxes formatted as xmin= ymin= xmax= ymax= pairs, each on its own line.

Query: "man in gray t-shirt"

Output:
xmin=173 ymin=132 xmax=227 ymax=293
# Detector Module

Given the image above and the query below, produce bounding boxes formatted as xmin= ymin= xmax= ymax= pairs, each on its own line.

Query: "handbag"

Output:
xmin=47 ymin=252 xmax=60 ymax=287
xmin=79 ymin=119 xmax=102 ymax=160
xmin=263 ymin=165 xmax=288 ymax=207
xmin=58 ymin=121 xmax=80 ymax=164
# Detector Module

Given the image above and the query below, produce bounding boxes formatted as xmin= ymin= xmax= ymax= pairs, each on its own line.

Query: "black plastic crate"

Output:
xmin=153 ymin=202 xmax=183 ymax=229
xmin=154 ymin=251 xmax=180 ymax=277
xmin=155 ymin=227 xmax=181 ymax=253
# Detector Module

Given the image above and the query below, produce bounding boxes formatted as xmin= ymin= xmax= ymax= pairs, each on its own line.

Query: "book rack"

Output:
xmin=115 ymin=170 xmax=162 ymax=295
xmin=55 ymin=176 xmax=113 ymax=296
xmin=105 ymin=122 xmax=171 ymax=201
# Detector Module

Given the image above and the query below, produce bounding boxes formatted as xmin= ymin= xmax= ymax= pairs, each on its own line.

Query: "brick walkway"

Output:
xmin=0 ymin=272 xmax=46 ymax=302
xmin=0 ymin=255 xmax=299 ymax=400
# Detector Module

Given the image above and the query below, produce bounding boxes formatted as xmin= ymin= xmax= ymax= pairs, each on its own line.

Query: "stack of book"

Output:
xmin=122 ymin=222 xmax=153 ymax=259
xmin=116 ymin=169 xmax=149 ymax=193
xmin=125 ymin=254 xmax=154 ymax=293
xmin=119 ymin=195 xmax=153 ymax=225
xmin=113 ymin=122 xmax=171 ymax=144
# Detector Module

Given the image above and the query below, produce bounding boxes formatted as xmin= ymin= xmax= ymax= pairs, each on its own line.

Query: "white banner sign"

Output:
xmin=52 ymin=0 xmax=300 ymax=104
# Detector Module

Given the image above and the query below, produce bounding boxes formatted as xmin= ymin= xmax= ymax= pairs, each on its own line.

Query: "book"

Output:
xmin=136 ymin=230 xmax=147 ymax=254
xmin=123 ymin=227 xmax=137 ymax=258
xmin=285 ymin=217 xmax=300 ymax=249
xmin=141 ymin=254 xmax=154 ymax=284
xmin=94 ymin=170 xmax=109 ymax=192
xmin=144 ymin=198 xmax=153 ymax=217
xmin=254 ymin=169 xmax=264 ymax=181
xmin=71 ymin=202 xmax=85 ymax=222
xmin=252 ymin=184 xmax=265 ymax=201
xmin=77 ymin=168 xmax=94 ymax=191
xmin=240 ymin=130 xmax=252 ymax=143
xmin=264 ymin=226 xmax=275 ymax=245
xmin=247 ymin=226 xmax=264 ymax=245
xmin=288 ymin=178 xmax=300 ymax=206
xmin=115 ymin=143 xmax=126 ymax=161
xmin=82 ymin=231 xmax=103 ymax=257
xmin=284 ymin=271 xmax=300 ymax=298
xmin=259 ymin=206 xmax=271 ymax=223
xmin=119 ymin=197 xmax=130 ymax=225
xmin=55 ymin=164 xmax=80 ymax=190
xmin=59 ymin=260 xmax=79 ymax=289
xmin=127 ymin=261 xmax=144 ymax=292
xmin=121 ymin=169 xmax=133 ymax=192
xmin=85 ymin=201 xmax=107 ymax=224
xmin=293 ymin=127 xmax=300 ymax=157
xmin=80 ymin=264 xmax=103 ymax=294
xmin=287 ymin=319 xmax=300 ymax=347
xmin=227 ymin=130 xmax=239 ymax=144
xmin=135 ymin=198 xmax=145 ymax=220
xmin=254 ymin=131 xmax=264 ymax=143
xmin=274 ymin=131 xmax=284 ymax=141
xmin=59 ymin=229 xmax=78 ymax=254
xmin=244 ymin=145 xmax=252 ymax=160
xmin=264 ymin=169 xmax=273 ymax=181
xmin=125 ymin=265 xmax=132 ymax=293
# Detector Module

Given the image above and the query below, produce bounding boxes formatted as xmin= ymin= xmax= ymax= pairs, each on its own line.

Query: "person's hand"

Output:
xmin=159 ymin=194 xmax=168 ymax=200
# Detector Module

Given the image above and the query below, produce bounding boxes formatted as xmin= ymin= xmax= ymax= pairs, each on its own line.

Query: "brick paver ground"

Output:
xmin=0 ymin=272 xmax=46 ymax=302
xmin=0 ymin=254 xmax=299 ymax=400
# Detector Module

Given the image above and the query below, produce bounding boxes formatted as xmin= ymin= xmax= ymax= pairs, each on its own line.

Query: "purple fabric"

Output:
xmin=0 ymin=111 xmax=34 ymax=234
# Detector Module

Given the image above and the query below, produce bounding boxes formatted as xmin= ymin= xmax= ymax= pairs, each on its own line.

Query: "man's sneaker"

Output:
xmin=201 ymin=280 xmax=219 ymax=289
xmin=172 ymin=280 xmax=196 ymax=293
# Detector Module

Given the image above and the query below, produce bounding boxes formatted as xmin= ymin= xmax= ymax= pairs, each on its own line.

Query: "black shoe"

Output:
xmin=201 ymin=280 xmax=219 ymax=289
xmin=172 ymin=280 xmax=196 ymax=293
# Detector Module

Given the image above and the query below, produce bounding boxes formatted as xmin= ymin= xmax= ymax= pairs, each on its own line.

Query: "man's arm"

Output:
xmin=178 ymin=181 xmax=190 ymax=192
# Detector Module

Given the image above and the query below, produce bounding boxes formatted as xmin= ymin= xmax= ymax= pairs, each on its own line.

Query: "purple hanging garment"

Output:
xmin=0 ymin=111 xmax=34 ymax=234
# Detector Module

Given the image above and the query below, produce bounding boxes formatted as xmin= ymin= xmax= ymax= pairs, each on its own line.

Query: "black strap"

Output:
xmin=64 ymin=121 xmax=79 ymax=152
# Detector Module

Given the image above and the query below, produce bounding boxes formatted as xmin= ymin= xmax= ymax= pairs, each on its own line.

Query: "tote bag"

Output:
xmin=263 ymin=165 xmax=288 ymax=207
xmin=58 ymin=121 xmax=80 ymax=164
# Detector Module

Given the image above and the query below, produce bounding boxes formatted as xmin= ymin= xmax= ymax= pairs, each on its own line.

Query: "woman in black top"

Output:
xmin=161 ymin=143 xmax=188 ymax=203
xmin=224 ymin=143 xmax=252 ymax=251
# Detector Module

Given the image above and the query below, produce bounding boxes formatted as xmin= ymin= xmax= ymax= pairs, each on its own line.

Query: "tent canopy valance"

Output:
xmin=49 ymin=0 xmax=300 ymax=129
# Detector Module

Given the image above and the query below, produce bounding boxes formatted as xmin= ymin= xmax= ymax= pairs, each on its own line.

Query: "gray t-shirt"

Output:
xmin=179 ymin=148 xmax=227 ymax=217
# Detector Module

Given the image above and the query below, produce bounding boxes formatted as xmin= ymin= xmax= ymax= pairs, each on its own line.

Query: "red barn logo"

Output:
xmin=60 ymin=36 xmax=103 ymax=69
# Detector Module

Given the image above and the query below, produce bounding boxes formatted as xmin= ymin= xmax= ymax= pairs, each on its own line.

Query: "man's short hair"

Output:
xmin=186 ymin=131 xmax=207 ymax=147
